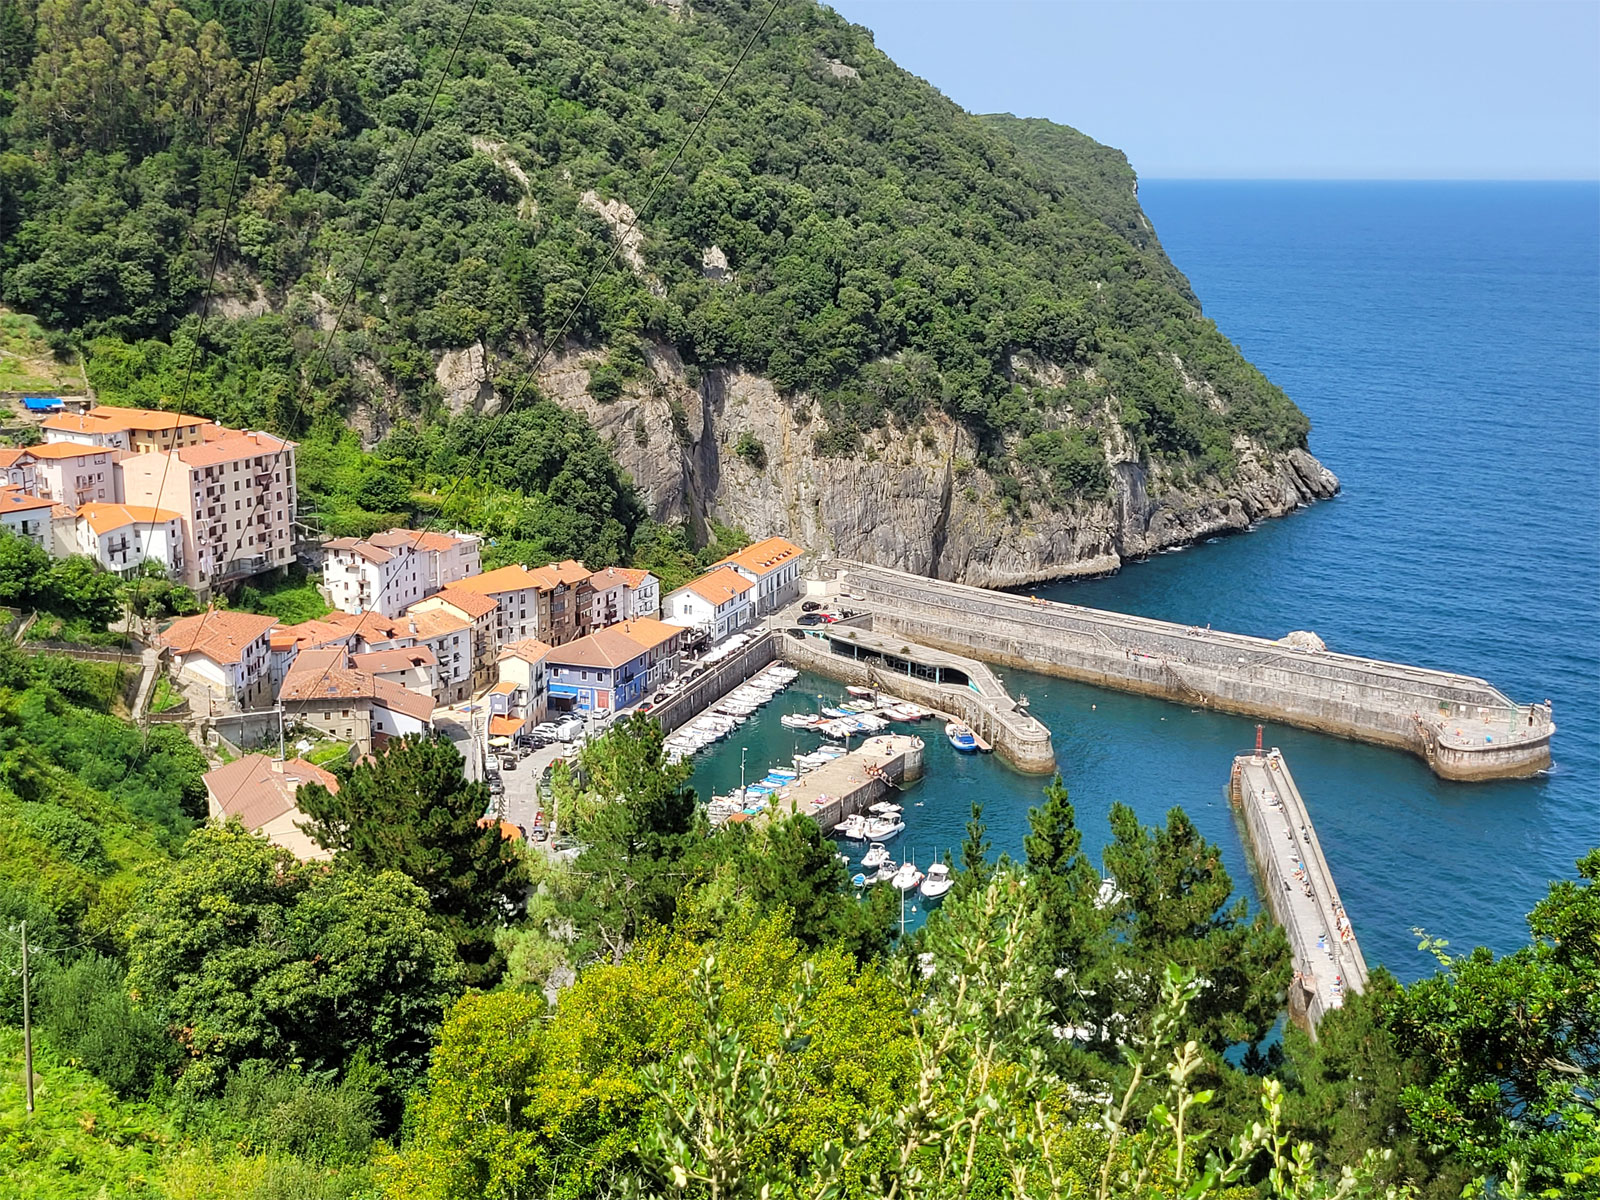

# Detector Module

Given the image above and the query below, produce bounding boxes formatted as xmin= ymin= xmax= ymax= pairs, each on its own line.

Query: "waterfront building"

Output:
xmin=713 ymin=536 xmax=805 ymax=616
xmin=662 ymin=566 xmax=756 ymax=642
xmin=545 ymin=625 xmax=653 ymax=713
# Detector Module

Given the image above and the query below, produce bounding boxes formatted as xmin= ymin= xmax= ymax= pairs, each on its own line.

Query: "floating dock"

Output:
xmin=1231 ymin=743 xmax=1368 ymax=1035
xmin=824 ymin=559 xmax=1553 ymax=781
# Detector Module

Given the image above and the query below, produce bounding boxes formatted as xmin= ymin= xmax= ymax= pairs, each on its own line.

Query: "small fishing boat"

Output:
xmin=821 ymin=706 xmax=852 ymax=719
xmin=946 ymin=723 xmax=979 ymax=753
xmin=841 ymin=699 xmax=878 ymax=714
xmin=919 ymin=862 xmax=953 ymax=900
xmin=882 ymin=703 xmax=920 ymax=722
xmin=861 ymin=842 xmax=891 ymax=870
xmin=846 ymin=686 xmax=876 ymax=699
xmin=867 ymin=801 xmax=902 ymax=816
xmin=765 ymin=767 xmax=799 ymax=782
xmin=851 ymin=872 xmax=868 ymax=889
xmin=891 ymin=860 xmax=924 ymax=892
xmin=781 ymin=713 xmax=822 ymax=729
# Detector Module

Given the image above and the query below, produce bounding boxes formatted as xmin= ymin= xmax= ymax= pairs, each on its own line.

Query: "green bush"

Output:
xmin=734 ymin=431 xmax=767 ymax=470
xmin=39 ymin=953 xmax=177 ymax=1098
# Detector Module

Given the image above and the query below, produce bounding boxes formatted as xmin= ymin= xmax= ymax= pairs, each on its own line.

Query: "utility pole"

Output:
xmin=20 ymin=920 xmax=33 ymax=1114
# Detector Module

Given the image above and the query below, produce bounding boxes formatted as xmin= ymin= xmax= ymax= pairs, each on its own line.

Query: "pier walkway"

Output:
xmin=822 ymin=559 xmax=1553 ymax=780
xmin=1232 ymin=746 xmax=1368 ymax=1034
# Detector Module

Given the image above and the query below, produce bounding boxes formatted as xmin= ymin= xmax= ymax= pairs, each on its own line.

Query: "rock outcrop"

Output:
xmin=519 ymin=340 xmax=1339 ymax=589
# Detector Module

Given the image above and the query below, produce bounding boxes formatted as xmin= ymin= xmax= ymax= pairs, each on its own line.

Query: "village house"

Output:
xmin=608 ymin=618 xmax=684 ymax=692
xmin=25 ymin=440 xmax=122 ymax=506
xmin=159 ymin=609 xmax=278 ymax=710
xmin=73 ymin=503 xmax=184 ymax=577
xmin=277 ymin=649 xmax=435 ymax=752
xmin=0 ymin=448 xmax=39 ymax=493
xmin=0 ymin=487 xmax=56 ymax=553
xmin=394 ymin=608 xmax=474 ymax=704
xmin=662 ymin=566 xmax=757 ymax=642
xmin=545 ymin=625 xmax=658 ymax=714
xmin=321 ymin=528 xmax=481 ymax=618
xmin=529 ymin=559 xmax=592 ymax=643
xmin=266 ymin=618 xmax=358 ymax=692
xmin=495 ymin=638 xmax=553 ymax=727
xmin=445 ymin=564 xmax=547 ymax=647
xmin=713 ymin=536 xmax=805 ymax=616
xmin=407 ymin=586 xmax=500 ymax=690
xmin=42 ymin=406 xmax=207 ymax=453
xmin=586 ymin=566 xmax=660 ymax=628
xmin=349 ymin=645 xmax=437 ymax=697
xmin=202 ymin=754 xmax=336 ymax=861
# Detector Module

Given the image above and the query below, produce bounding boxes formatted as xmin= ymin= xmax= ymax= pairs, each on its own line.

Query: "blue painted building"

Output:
xmin=546 ymin=624 xmax=652 ymax=713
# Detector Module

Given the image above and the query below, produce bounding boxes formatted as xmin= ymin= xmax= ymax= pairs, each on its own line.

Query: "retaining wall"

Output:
xmin=835 ymin=561 xmax=1552 ymax=780
xmin=776 ymin=626 xmax=1055 ymax=773
xmin=652 ymin=633 xmax=778 ymax=734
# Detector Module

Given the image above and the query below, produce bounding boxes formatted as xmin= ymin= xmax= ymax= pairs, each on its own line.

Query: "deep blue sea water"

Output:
xmin=693 ymin=182 xmax=1600 ymax=980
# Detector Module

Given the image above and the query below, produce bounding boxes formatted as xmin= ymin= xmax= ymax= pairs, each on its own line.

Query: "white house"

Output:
xmin=0 ymin=448 xmax=40 ymax=493
xmin=445 ymin=564 xmax=547 ymax=647
xmin=159 ymin=609 xmax=277 ymax=709
xmin=74 ymin=503 xmax=185 ymax=577
xmin=322 ymin=528 xmax=482 ymax=618
xmin=0 ymin=487 xmax=56 ymax=553
xmin=713 ymin=536 xmax=805 ymax=616
xmin=496 ymin=637 xmax=553 ymax=727
xmin=662 ymin=566 xmax=756 ymax=642
xmin=587 ymin=566 xmax=660 ymax=627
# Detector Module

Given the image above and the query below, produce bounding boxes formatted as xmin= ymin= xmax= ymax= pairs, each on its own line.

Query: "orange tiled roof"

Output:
xmin=715 ymin=535 xmax=804 ymax=576
xmin=0 ymin=448 xmax=37 ymax=468
xmin=0 ymin=487 xmax=54 ymax=514
xmin=44 ymin=406 xmax=205 ymax=435
xmin=76 ymin=502 xmax=181 ymax=535
xmin=403 ymin=608 xmax=471 ymax=639
xmin=269 ymin=618 xmax=352 ymax=654
xmin=488 ymin=715 xmax=525 ymax=738
xmin=678 ymin=566 xmax=755 ymax=606
xmin=350 ymin=646 xmax=437 ymax=673
xmin=611 ymin=617 xmax=682 ymax=650
xmin=175 ymin=428 xmax=291 ymax=467
xmin=588 ymin=565 xmax=653 ymax=589
xmin=422 ymin=587 xmax=499 ymax=619
xmin=448 ymin=564 xmax=542 ymax=596
xmin=22 ymin=441 xmax=110 ymax=460
xmin=161 ymin=609 xmax=277 ymax=665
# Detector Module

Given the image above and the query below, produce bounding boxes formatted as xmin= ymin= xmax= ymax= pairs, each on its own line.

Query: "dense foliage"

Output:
xmin=1 ymin=0 xmax=1313 ymax=559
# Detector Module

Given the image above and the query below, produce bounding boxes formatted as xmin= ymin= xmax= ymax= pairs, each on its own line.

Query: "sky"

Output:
xmin=826 ymin=1 xmax=1600 ymax=179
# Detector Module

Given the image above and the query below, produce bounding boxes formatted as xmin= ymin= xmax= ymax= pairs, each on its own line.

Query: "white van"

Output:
xmin=555 ymin=717 xmax=586 ymax=743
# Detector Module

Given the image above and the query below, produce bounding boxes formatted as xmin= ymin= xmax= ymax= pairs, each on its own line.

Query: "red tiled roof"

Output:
xmin=546 ymin=625 xmax=651 ymax=670
xmin=498 ymin=637 xmax=553 ymax=664
xmin=350 ymin=646 xmax=436 ymax=673
xmin=76 ymin=503 xmax=181 ymax=535
xmin=203 ymin=754 xmax=338 ymax=831
xmin=161 ymin=609 xmax=276 ymax=665
xmin=175 ymin=428 xmax=291 ymax=467
xmin=587 ymin=565 xmax=653 ymax=589
xmin=0 ymin=487 xmax=54 ymax=514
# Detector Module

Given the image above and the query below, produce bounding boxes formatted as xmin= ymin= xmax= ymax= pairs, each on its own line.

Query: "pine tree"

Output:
xmin=1021 ymin=775 xmax=1104 ymax=1035
xmin=297 ymin=733 xmax=524 ymax=986
xmin=951 ymin=800 xmax=994 ymax=902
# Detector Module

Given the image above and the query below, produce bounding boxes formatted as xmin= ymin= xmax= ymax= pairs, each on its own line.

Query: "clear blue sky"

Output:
xmin=827 ymin=1 xmax=1600 ymax=179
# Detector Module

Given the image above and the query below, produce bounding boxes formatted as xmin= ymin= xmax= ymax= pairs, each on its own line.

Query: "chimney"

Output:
xmin=270 ymin=759 xmax=284 ymax=774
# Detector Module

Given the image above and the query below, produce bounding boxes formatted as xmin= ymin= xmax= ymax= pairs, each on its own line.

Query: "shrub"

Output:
xmin=40 ymin=953 xmax=178 ymax=1098
xmin=734 ymin=431 xmax=767 ymax=469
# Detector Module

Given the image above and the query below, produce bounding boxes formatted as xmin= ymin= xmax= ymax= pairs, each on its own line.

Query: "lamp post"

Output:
xmin=740 ymin=746 xmax=748 ymax=796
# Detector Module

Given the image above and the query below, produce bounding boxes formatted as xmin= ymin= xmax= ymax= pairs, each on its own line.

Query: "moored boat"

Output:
xmin=919 ymin=862 xmax=953 ymax=899
xmin=861 ymin=841 xmax=891 ymax=870
xmin=891 ymin=860 xmax=924 ymax=892
xmin=946 ymin=722 xmax=979 ymax=753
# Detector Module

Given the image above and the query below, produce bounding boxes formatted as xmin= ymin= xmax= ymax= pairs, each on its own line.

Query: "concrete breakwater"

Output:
xmin=776 ymin=622 xmax=1056 ymax=773
xmin=764 ymin=733 xmax=926 ymax=833
xmin=826 ymin=560 xmax=1553 ymax=781
xmin=652 ymin=633 xmax=778 ymax=734
xmin=1231 ymin=746 xmax=1368 ymax=1035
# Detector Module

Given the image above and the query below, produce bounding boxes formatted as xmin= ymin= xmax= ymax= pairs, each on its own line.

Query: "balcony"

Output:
xmin=213 ymin=554 xmax=271 ymax=582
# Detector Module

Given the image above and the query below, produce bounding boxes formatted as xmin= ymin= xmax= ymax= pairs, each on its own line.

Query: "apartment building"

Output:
xmin=349 ymin=646 xmax=437 ymax=696
xmin=160 ymin=609 xmax=278 ymax=709
xmin=119 ymin=427 xmax=297 ymax=593
xmin=42 ymin=406 xmax=208 ymax=453
xmin=26 ymin=441 xmax=122 ymax=506
xmin=714 ymin=536 xmax=805 ymax=616
xmin=0 ymin=487 xmax=56 ymax=553
xmin=495 ymin=638 xmax=552 ymax=726
xmin=529 ymin=559 xmax=593 ymax=644
xmin=322 ymin=528 xmax=481 ymax=618
xmin=446 ymin=564 xmax=547 ymax=647
xmin=546 ymin=626 xmax=654 ymax=713
xmin=73 ymin=503 xmax=184 ymax=577
xmin=610 ymin=617 xmax=684 ymax=691
xmin=587 ymin=566 xmax=660 ymax=628
xmin=662 ymin=567 xmax=756 ymax=642
xmin=267 ymin=618 xmax=358 ymax=691
xmin=400 ymin=608 xmax=474 ymax=704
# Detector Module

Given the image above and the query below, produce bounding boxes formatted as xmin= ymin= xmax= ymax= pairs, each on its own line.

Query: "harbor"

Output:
xmin=1231 ymin=740 xmax=1369 ymax=1035
xmin=822 ymin=559 xmax=1555 ymax=781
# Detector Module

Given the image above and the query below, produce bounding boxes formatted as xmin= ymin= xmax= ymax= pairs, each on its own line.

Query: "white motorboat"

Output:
xmin=861 ymin=842 xmax=891 ymax=870
xmin=946 ymin=722 xmax=979 ymax=753
xmin=868 ymin=801 xmax=901 ymax=815
xmin=833 ymin=813 xmax=868 ymax=840
xmin=846 ymin=686 xmax=876 ymax=699
xmin=919 ymin=862 xmax=954 ymax=899
xmin=863 ymin=814 xmax=905 ymax=840
xmin=781 ymin=713 xmax=823 ymax=729
xmin=891 ymin=860 xmax=924 ymax=891
xmin=853 ymin=714 xmax=888 ymax=732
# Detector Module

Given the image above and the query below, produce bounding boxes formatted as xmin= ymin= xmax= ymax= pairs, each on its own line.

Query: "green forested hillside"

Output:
xmin=1 ymin=0 xmax=1306 ymax=499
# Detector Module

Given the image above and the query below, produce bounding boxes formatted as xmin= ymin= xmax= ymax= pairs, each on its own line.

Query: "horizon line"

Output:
xmin=1138 ymin=175 xmax=1600 ymax=184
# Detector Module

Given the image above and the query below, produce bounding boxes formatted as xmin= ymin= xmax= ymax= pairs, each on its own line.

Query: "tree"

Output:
xmin=1395 ymin=849 xmax=1600 ymax=1196
xmin=122 ymin=822 xmax=463 ymax=1104
xmin=950 ymin=799 xmax=994 ymax=903
xmin=1022 ymin=776 xmax=1106 ymax=1042
xmin=296 ymin=734 xmax=524 ymax=986
xmin=1094 ymin=805 xmax=1290 ymax=1056
xmin=0 ymin=528 xmax=49 ymax=606
xmin=45 ymin=555 xmax=123 ymax=626
xmin=562 ymin=715 xmax=702 ymax=965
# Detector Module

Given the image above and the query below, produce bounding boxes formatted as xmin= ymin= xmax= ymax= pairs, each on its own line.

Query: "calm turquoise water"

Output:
xmin=693 ymin=182 xmax=1600 ymax=979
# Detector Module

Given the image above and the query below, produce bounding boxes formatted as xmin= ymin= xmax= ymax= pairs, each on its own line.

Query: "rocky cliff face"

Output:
xmin=440 ymin=338 xmax=1338 ymax=590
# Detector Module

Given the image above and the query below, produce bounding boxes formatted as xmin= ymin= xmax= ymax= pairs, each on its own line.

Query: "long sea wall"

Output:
xmin=828 ymin=561 xmax=1553 ymax=781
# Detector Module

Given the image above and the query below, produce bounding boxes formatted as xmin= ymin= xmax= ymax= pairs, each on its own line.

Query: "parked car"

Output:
xmin=797 ymin=613 xmax=826 ymax=626
xmin=501 ymin=754 xmax=518 ymax=771
xmin=636 ymin=700 xmax=655 ymax=714
xmin=802 ymin=600 xmax=822 ymax=612
xmin=488 ymin=777 xmax=504 ymax=796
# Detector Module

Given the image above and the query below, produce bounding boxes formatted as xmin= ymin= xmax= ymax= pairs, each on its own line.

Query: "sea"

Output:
xmin=691 ymin=182 xmax=1600 ymax=981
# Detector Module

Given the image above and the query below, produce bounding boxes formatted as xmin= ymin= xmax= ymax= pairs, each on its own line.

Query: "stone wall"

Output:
xmin=776 ymin=626 xmax=1055 ymax=773
xmin=837 ymin=561 xmax=1551 ymax=780
xmin=652 ymin=633 xmax=777 ymax=733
